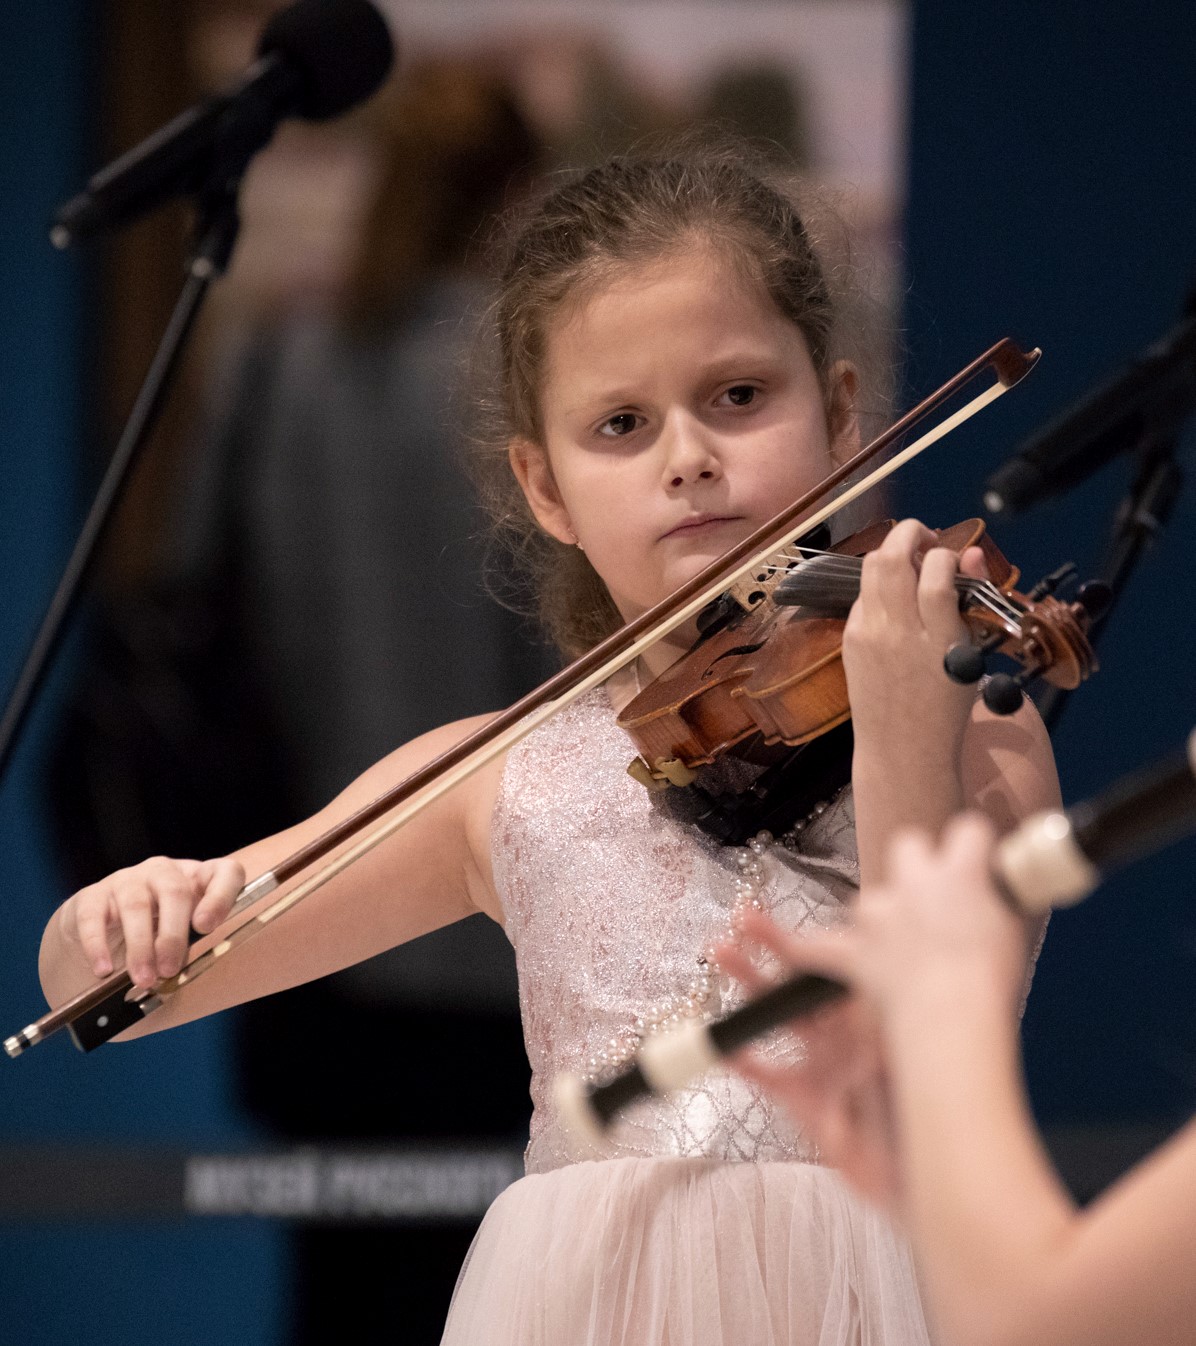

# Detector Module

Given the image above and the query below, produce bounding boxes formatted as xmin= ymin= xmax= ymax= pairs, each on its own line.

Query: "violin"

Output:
xmin=615 ymin=516 xmax=1105 ymax=843
xmin=620 ymin=517 xmax=1103 ymax=778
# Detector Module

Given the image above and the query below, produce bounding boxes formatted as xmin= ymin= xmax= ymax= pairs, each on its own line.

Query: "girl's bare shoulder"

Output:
xmin=372 ymin=711 xmax=510 ymax=924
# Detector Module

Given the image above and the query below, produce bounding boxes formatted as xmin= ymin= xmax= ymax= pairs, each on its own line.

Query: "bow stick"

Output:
xmin=5 ymin=337 xmax=1039 ymax=1057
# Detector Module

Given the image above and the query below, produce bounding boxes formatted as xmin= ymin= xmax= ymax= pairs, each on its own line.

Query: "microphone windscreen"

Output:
xmin=983 ymin=455 xmax=1046 ymax=514
xmin=259 ymin=0 xmax=396 ymax=120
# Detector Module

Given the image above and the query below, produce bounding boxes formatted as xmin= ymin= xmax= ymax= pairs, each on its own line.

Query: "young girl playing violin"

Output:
xmin=38 ymin=146 xmax=1060 ymax=1345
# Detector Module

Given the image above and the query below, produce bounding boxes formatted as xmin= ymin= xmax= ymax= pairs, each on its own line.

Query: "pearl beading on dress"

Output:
xmin=581 ymin=793 xmax=842 ymax=1084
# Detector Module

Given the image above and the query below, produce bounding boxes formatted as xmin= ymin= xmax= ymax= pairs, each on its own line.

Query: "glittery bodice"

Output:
xmin=492 ymin=688 xmax=860 ymax=1175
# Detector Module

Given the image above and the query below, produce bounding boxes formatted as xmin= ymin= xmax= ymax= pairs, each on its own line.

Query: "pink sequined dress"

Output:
xmin=440 ymin=690 xmax=934 ymax=1346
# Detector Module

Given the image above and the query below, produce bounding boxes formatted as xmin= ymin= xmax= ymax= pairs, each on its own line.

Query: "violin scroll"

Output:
xmin=943 ymin=561 xmax=1109 ymax=716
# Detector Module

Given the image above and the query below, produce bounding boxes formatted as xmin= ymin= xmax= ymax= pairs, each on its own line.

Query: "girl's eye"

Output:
xmin=598 ymin=412 xmax=640 ymax=438
xmin=721 ymin=385 xmax=758 ymax=407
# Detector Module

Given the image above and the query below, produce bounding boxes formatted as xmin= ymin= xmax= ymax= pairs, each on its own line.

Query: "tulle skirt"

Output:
xmin=440 ymin=1157 xmax=933 ymax=1346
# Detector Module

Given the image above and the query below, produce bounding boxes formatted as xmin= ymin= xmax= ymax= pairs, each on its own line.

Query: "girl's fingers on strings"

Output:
xmin=857 ymin=519 xmax=933 ymax=625
xmin=916 ymin=546 xmax=967 ymax=648
xmin=958 ymin=543 xmax=989 ymax=581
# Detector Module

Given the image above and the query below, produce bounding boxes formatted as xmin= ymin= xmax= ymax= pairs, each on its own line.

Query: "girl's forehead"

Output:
xmin=559 ymin=241 xmax=764 ymax=320
xmin=535 ymin=246 xmax=817 ymax=425
xmin=542 ymin=244 xmax=803 ymax=384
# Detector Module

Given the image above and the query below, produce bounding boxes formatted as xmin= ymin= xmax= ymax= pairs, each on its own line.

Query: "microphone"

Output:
xmin=50 ymin=0 xmax=395 ymax=249
xmin=557 ymin=730 xmax=1196 ymax=1141
xmin=982 ymin=314 xmax=1196 ymax=514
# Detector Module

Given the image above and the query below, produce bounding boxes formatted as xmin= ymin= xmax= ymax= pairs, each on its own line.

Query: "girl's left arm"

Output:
xmin=844 ymin=519 xmax=1061 ymax=887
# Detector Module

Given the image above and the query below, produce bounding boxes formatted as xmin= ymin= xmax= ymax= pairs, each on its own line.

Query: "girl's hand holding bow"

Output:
xmin=49 ymin=856 xmax=245 ymax=993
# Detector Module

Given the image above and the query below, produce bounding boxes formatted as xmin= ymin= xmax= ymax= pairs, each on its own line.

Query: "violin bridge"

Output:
xmin=725 ymin=569 xmax=783 ymax=612
xmin=627 ymin=755 xmax=698 ymax=791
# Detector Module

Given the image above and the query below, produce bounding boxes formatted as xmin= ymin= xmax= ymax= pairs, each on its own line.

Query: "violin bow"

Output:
xmin=5 ymin=338 xmax=1039 ymax=1058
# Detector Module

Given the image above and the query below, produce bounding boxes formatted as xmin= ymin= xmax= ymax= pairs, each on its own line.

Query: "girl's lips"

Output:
xmin=662 ymin=514 xmax=742 ymax=539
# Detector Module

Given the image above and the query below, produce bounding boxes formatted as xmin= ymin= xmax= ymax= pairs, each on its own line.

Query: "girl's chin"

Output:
xmin=631 ymin=562 xmax=725 ymax=612
xmin=667 ymin=547 xmax=737 ymax=586
xmin=610 ymin=547 xmax=745 ymax=619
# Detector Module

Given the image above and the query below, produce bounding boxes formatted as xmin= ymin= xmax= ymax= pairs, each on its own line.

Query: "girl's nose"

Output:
xmin=661 ymin=414 xmax=722 ymax=489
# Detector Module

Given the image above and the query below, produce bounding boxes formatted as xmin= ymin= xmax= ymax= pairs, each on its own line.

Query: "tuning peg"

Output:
xmin=1075 ymin=580 xmax=1113 ymax=621
xmin=944 ymin=632 xmax=1007 ymax=686
xmin=944 ymin=643 xmax=988 ymax=685
xmin=983 ymin=671 xmax=1031 ymax=716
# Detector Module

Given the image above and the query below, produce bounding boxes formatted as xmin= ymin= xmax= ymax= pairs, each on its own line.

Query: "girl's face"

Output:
xmin=511 ymin=243 xmax=859 ymax=646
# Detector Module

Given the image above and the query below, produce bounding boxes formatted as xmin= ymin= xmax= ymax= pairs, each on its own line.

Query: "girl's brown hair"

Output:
xmin=471 ymin=140 xmax=863 ymax=659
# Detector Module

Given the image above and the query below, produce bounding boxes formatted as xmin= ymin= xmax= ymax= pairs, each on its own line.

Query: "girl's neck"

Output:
xmin=640 ymin=630 xmax=695 ymax=680
xmin=603 ymin=626 xmax=696 ymax=715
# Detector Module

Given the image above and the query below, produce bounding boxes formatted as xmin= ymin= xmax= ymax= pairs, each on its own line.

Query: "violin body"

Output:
xmin=619 ymin=518 xmax=1091 ymax=792
xmin=619 ymin=522 xmax=887 ymax=773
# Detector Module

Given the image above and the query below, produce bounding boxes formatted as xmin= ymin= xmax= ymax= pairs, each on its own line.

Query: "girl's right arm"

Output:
xmin=39 ymin=713 xmax=506 ymax=1037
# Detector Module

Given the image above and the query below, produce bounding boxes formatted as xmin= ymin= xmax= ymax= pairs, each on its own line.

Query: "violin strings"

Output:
xmin=756 ymin=546 xmax=1026 ymax=627
xmin=766 ymin=547 xmax=1024 ymax=619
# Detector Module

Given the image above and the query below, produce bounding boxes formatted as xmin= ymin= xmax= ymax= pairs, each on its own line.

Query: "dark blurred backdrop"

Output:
xmin=2 ymin=2 xmax=1195 ymax=1343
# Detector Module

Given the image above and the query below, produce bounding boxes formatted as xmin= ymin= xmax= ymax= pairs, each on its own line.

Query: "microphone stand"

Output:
xmin=1037 ymin=431 xmax=1183 ymax=733
xmin=996 ymin=286 xmax=1196 ymax=734
xmin=0 ymin=135 xmax=254 ymax=786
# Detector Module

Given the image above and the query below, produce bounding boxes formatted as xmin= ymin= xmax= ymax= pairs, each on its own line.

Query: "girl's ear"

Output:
xmin=826 ymin=360 xmax=861 ymax=466
xmin=508 ymin=437 xmax=578 ymax=545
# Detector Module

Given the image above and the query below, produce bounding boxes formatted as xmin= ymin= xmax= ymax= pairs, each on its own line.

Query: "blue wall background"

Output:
xmin=901 ymin=0 xmax=1196 ymax=1127
xmin=0 ymin=8 xmax=287 ymax=1344
xmin=2 ymin=1 xmax=1195 ymax=1341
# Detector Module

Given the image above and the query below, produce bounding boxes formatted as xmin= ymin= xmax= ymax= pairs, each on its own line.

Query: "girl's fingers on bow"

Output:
xmin=880 ymin=826 xmax=937 ymax=884
xmin=62 ymin=854 xmax=239 ymax=989
xmin=71 ymin=886 xmax=119 ymax=979
xmin=941 ymin=808 xmax=997 ymax=859
xmin=109 ymin=870 xmax=161 ymax=988
xmin=885 ymin=814 xmax=994 ymax=899
xmin=150 ymin=860 xmax=204 ymax=980
xmin=935 ymin=812 xmax=1001 ymax=898
xmin=191 ymin=856 xmax=246 ymax=934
